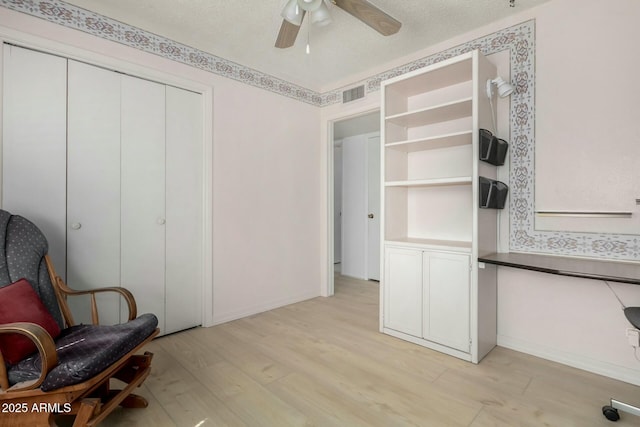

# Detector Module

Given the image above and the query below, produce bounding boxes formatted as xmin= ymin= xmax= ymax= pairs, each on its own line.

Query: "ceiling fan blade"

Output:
xmin=275 ymin=12 xmax=307 ymax=48
xmin=275 ymin=20 xmax=300 ymax=48
xmin=334 ymin=0 xmax=401 ymax=36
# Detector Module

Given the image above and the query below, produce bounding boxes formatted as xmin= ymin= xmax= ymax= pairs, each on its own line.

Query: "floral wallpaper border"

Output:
xmin=0 ymin=0 xmax=323 ymax=105
xmin=1 ymin=1 xmax=638 ymax=260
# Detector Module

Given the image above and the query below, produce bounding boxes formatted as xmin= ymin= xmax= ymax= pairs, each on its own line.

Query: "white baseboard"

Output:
xmin=498 ymin=335 xmax=640 ymax=386
xmin=211 ymin=291 xmax=320 ymax=325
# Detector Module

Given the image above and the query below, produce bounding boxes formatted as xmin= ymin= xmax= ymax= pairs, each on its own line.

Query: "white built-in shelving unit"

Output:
xmin=380 ymin=50 xmax=501 ymax=363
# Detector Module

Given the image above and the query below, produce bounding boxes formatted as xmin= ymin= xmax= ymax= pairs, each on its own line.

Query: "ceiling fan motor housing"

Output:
xmin=299 ymin=0 xmax=323 ymax=12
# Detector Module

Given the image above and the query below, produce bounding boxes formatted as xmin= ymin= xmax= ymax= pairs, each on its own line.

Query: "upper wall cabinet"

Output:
xmin=2 ymin=45 xmax=204 ymax=336
xmin=380 ymin=50 xmax=501 ymax=363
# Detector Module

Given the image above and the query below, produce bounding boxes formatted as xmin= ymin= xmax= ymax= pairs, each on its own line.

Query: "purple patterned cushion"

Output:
xmin=8 ymin=313 xmax=157 ymax=391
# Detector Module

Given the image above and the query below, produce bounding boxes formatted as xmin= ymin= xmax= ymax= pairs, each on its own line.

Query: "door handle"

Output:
xmin=368 ymin=213 xmax=374 ymax=219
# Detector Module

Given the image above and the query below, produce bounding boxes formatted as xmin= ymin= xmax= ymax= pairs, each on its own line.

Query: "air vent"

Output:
xmin=342 ymin=85 xmax=365 ymax=103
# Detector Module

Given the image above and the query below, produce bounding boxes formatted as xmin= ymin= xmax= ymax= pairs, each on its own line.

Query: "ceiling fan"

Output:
xmin=275 ymin=0 xmax=401 ymax=49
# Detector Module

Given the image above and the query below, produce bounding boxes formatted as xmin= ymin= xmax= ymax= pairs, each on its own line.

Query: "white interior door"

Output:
xmin=341 ymin=135 xmax=367 ymax=279
xmin=2 ymin=45 xmax=67 ymax=277
xmin=333 ymin=142 xmax=343 ymax=264
xmin=367 ymin=135 xmax=381 ymax=281
xmin=67 ymin=60 xmax=122 ymax=325
xmin=165 ymin=86 xmax=203 ymax=334
xmin=121 ymin=75 xmax=167 ymax=332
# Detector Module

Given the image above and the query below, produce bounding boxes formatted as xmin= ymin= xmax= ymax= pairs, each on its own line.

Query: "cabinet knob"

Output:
xmin=157 ymin=218 xmax=166 ymax=225
xmin=70 ymin=222 xmax=82 ymax=230
xmin=368 ymin=213 xmax=374 ymax=219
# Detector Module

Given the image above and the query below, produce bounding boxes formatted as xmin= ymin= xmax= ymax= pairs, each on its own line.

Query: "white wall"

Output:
xmin=212 ymin=80 xmax=321 ymax=322
xmin=0 ymin=7 xmax=322 ymax=325
xmin=320 ymin=0 xmax=640 ymax=384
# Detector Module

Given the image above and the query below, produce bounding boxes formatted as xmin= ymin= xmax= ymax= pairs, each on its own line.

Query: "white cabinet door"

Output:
xmin=67 ymin=60 xmax=122 ymax=325
xmin=121 ymin=75 xmax=167 ymax=332
xmin=383 ymin=247 xmax=423 ymax=337
xmin=165 ymin=86 xmax=203 ymax=334
xmin=2 ymin=45 xmax=67 ymax=277
xmin=423 ymin=251 xmax=470 ymax=352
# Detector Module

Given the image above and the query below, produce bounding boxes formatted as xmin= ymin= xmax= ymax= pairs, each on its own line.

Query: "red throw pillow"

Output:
xmin=0 ymin=278 xmax=61 ymax=365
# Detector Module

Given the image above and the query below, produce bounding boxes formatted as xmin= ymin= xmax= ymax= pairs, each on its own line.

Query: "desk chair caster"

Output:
xmin=602 ymin=405 xmax=620 ymax=422
xmin=602 ymin=400 xmax=640 ymax=422
xmin=602 ymin=307 xmax=640 ymax=422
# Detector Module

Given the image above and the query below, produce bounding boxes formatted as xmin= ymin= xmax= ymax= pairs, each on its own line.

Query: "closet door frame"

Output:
xmin=0 ymin=28 xmax=215 ymax=328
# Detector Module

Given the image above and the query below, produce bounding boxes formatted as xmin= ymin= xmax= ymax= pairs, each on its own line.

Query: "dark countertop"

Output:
xmin=478 ymin=252 xmax=640 ymax=285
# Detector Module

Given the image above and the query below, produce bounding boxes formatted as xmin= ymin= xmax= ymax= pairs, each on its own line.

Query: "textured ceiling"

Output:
xmin=61 ymin=0 xmax=551 ymax=92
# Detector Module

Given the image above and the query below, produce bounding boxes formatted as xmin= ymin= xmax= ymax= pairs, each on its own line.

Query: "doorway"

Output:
xmin=332 ymin=111 xmax=381 ymax=283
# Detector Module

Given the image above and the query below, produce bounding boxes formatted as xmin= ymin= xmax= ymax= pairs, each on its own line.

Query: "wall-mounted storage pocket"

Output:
xmin=479 ymin=129 xmax=508 ymax=166
xmin=479 ymin=176 xmax=508 ymax=209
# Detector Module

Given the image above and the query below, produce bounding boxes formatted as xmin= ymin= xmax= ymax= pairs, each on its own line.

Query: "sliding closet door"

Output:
xmin=2 ymin=45 xmax=204 ymax=334
xmin=165 ymin=86 xmax=203 ymax=334
xmin=2 ymin=45 xmax=67 ymax=277
xmin=120 ymin=75 xmax=167 ymax=332
xmin=67 ymin=60 xmax=121 ymax=325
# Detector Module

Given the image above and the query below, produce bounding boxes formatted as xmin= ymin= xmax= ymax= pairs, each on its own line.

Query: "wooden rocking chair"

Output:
xmin=0 ymin=210 xmax=159 ymax=427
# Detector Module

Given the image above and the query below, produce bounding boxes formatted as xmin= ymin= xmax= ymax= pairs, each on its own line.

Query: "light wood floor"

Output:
xmin=98 ymin=275 xmax=639 ymax=426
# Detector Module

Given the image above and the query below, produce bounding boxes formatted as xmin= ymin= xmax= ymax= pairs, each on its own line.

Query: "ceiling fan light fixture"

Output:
xmin=297 ymin=0 xmax=322 ymax=12
xmin=311 ymin=1 xmax=332 ymax=26
xmin=281 ymin=0 xmax=303 ymax=25
xmin=275 ymin=0 xmax=402 ymax=50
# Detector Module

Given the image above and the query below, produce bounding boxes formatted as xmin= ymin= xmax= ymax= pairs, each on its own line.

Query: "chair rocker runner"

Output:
xmin=0 ymin=209 xmax=159 ymax=427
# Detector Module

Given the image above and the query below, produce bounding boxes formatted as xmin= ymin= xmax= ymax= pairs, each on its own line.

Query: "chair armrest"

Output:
xmin=0 ymin=322 xmax=58 ymax=392
xmin=57 ymin=283 xmax=138 ymax=322
xmin=44 ymin=254 xmax=138 ymax=325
